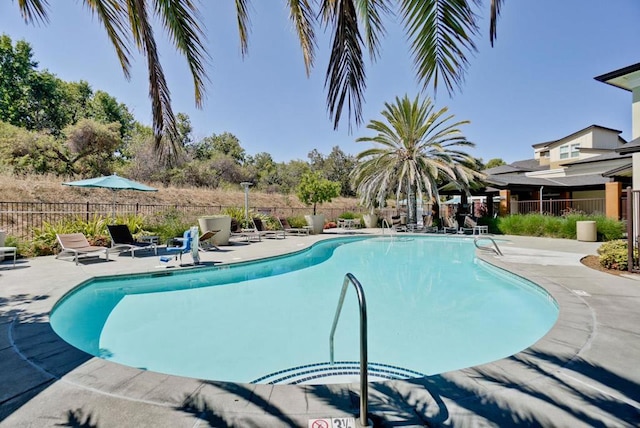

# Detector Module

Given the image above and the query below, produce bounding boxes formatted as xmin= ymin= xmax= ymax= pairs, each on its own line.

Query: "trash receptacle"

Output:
xmin=576 ymin=221 xmax=597 ymax=242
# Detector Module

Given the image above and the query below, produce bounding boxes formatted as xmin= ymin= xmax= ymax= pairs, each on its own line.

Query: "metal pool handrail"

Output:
xmin=329 ymin=273 xmax=371 ymax=427
xmin=474 ymin=236 xmax=503 ymax=256
xmin=381 ymin=218 xmax=391 ymax=235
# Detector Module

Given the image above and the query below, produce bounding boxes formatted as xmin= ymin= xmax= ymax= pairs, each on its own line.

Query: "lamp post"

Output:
xmin=240 ymin=182 xmax=252 ymax=227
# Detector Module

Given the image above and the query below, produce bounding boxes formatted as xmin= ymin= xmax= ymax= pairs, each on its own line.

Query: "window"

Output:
xmin=570 ymin=143 xmax=580 ymax=158
xmin=559 ymin=145 xmax=569 ymax=159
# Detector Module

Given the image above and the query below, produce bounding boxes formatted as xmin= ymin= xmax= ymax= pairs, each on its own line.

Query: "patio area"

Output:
xmin=0 ymin=231 xmax=639 ymax=427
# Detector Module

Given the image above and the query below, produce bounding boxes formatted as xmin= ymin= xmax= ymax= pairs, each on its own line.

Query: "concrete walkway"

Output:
xmin=0 ymin=231 xmax=639 ymax=427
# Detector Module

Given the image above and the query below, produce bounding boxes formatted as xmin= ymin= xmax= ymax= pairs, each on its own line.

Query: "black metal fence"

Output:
xmin=0 ymin=201 xmax=365 ymax=240
xmin=514 ymin=198 xmax=606 ymax=216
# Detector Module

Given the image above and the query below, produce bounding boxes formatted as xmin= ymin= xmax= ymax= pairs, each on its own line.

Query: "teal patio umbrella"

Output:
xmin=63 ymin=173 xmax=157 ymax=219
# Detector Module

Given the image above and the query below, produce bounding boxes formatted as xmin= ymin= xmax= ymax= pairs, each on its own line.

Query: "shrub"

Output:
xmin=597 ymin=239 xmax=634 ymax=271
xmin=287 ymin=216 xmax=307 ymax=228
xmin=338 ymin=211 xmax=357 ymax=219
xmin=497 ymin=213 xmax=624 ymax=241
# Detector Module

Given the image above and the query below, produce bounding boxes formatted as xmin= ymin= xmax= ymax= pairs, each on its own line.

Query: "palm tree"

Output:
xmin=15 ymin=1 xmax=504 ymax=153
xmin=352 ymin=94 xmax=483 ymax=224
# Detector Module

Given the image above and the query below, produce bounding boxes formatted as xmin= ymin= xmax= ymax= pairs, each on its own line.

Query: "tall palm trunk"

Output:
xmin=407 ymin=181 xmax=417 ymax=225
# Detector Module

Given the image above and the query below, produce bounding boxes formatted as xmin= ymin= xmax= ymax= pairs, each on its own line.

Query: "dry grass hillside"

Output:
xmin=0 ymin=172 xmax=361 ymax=211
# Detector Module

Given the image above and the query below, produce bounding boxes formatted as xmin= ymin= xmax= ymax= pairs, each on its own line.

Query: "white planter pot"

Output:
xmin=305 ymin=214 xmax=325 ymax=235
xmin=363 ymin=213 xmax=378 ymax=228
xmin=198 ymin=215 xmax=231 ymax=245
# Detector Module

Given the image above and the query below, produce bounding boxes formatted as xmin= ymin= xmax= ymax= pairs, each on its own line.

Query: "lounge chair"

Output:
xmin=464 ymin=215 xmax=489 ymax=235
xmin=278 ymin=217 xmax=309 ymax=236
xmin=390 ymin=215 xmax=406 ymax=232
xmin=198 ymin=229 xmax=220 ymax=251
xmin=442 ymin=216 xmax=458 ymax=234
xmin=107 ymin=224 xmax=157 ymax=258
xmin=252 ymin=217 xmax=285 ymax=240
xmin=230 ymin=218 xmax=260 ymax=242
xmin=56 ymin=233 xmax=110 ymax=265
xmin=422 ymin=214 xmax=438 ymax=233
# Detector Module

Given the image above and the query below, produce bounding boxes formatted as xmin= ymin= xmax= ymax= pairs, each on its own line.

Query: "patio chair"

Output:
xmin=56 ymin=233 xmax=110 ymax=265
xmin=464 ymin=215 xmax=489 ymax=235
xmin=421 ymin=214 xmax=438 ymax=233
xmin=252 ymin=217 xmax=285 ymax=240
xmin=107 ymin=224 xmax=157 ymax=258
xmin=198 ymin=229 xmax=220 ymax=251
xmin=278 ymin=217 xmax=309 ymax=236
xmin=230 ymin=218 xmax=260 ymax=242
xmin=442 ymin=216 xmax=459 ymax=234
xmin=390 ymin=215 xmax=406 ymax=232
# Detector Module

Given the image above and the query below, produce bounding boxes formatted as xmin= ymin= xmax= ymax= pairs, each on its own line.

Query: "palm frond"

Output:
xmin=84 ymin=0 xmax=133 ymax=79
xmin=288 ymin=0 xmax=317 ymax=76
xmin=322 ymin=0 xmax=366 ymax=130
xmin=154 ymin=0 xmax=209 ymax=108
xmin=17 ymin=0 xmax=49 ymax=24
xmin=354 ymin=0 xmax=391 ymax=60
xmin=400 ymin=0 xmax=479 ymax=95
xmin=234 ymin=0 xmax=251 ymax=56
xmin=489 ymin=0 xmax=504 ymax=46
xmin=126 ymin=0 xmax=179 ymax=155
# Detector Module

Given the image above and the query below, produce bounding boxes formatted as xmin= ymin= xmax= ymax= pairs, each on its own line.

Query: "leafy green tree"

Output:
xmin=0 ymin=34 xmax=35 ymax=128
xmin=352 ymin=94 xmax=482 ymax=224
xmin=0 ymin=120 xmax=57 ymax=174
xmin=57 ymin=118 xmax=121 ymax=175
xmin=199 ymin=132 xmax=246 ymax=164
xmin=485 ymin=158 xmax=507 ymax=169
xmin=15 ymin=1 xmax=504 ymax=154
xmin=88 ymin=90 xmax=135 ymax=141
xmin=16 ymin=0 xmax=207 ymax=152
xmin=296 ymin=171 xmax=341 ymax=215
xmin=308 ymin=146 xmax=356 ymax=197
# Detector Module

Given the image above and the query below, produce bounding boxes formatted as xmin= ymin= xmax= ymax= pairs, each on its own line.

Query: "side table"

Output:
xmin=0 ymin=247 xmax=17 ymax=268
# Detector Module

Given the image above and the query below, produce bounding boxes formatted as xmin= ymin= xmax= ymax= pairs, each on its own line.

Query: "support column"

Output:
xmin=499 ymin=190 xmax=510 ymax=216
xmin=605 ymin=181 xmax=622 ymax=219
xmin=486 ymin=194 xmax=494 ymax=218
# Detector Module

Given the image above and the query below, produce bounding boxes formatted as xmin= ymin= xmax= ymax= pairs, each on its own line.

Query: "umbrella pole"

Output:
xmin=112 ymin=190 xmax=116 ymax=224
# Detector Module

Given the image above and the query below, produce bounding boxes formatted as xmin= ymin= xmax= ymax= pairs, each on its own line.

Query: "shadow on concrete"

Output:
xmin=0 ymin=293 xmax=91 ymax=422
xmin=56 ymin=409 xmax=98 ymax=427
xmin=171 ymin=346 xmax=640 ymax=427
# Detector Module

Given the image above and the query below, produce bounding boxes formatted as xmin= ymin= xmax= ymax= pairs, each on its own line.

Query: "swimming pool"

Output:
xmin=50 ymin=236 xmax=558 ymax=385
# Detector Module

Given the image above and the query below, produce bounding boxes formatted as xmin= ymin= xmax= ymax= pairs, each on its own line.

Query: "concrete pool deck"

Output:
xmin=0 ymin=231 xmax=639 ymax=427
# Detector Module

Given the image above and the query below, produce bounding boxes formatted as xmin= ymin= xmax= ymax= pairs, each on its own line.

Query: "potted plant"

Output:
xmin=296 ymin=172 xmax=341 ymax=234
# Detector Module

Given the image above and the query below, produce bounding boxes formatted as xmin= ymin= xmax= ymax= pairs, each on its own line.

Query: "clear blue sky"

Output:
xmin=1 ymin=1 xmax=638 ymax=163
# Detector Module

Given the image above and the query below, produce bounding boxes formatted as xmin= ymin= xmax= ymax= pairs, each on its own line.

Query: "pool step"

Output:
xmin=251 ymin=361 xmax=426 ymax=385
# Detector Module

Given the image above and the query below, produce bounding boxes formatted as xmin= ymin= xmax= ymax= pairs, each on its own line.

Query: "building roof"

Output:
xmin=603 ymin=163 xmax=633 ymax=178
xmin=617 ymin=137 xmax=640 ymax=154
xmin=594 ymin=62 xmax=640 ymax=91
xmin=485 ymin=173 xmax=611 ymax=189
xmin=483 ymin=159 xmax=546 ymax=175
xmin=531 ymin=125 xmax=623 ymax=149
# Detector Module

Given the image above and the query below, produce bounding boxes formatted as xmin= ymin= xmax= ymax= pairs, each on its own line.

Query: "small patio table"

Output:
xmin=0 ymin=247 xmax=17 ymax=268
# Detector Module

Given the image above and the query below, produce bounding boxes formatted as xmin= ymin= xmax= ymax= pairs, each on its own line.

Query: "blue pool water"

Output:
xmin=50 ymin=236 xmax=558 ymax=384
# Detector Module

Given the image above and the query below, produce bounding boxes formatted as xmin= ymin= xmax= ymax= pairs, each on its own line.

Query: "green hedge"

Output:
xmin=497 ymin=214 xmax=624 ymax=241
